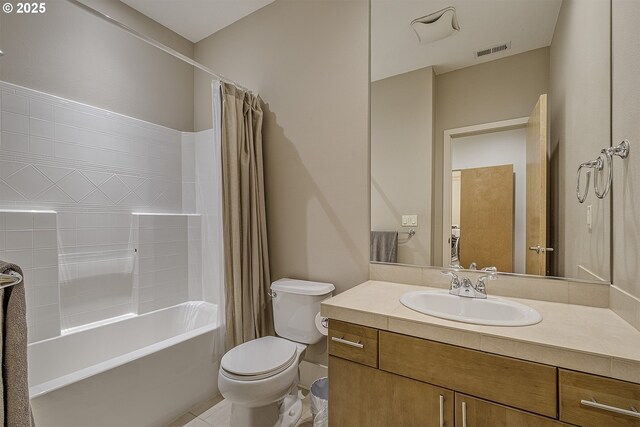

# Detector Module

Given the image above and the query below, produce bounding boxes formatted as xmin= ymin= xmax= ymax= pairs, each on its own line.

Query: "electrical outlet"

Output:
xmin=402 ymin=215 xmax=418 ymax=227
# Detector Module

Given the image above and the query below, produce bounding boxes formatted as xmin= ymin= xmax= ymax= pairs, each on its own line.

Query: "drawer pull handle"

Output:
xmin=580 ymin=398 xmax=640 ymax=419
xmin=331 ymin=336 xmax=364 ymax=349
xmin=439 ymin=394 xmax=444 ymax=427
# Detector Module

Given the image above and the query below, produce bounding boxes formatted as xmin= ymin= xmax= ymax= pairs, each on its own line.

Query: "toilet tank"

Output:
xmin=271 ymin=278 xmax=335 ymax=344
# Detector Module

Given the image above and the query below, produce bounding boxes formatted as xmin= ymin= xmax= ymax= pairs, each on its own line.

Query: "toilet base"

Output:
xmin=229 ymin=389 xmax=303 ymax=427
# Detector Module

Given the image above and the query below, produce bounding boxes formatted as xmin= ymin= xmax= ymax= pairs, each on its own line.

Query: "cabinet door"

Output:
xmin=454 ymin=394 xmax=565 ymax=427
xmin=329 ymin=356 xmax=454 ymax=427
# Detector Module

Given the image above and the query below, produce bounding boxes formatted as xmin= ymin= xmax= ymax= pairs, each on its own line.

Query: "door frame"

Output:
xmin=442 ymin=117 xmax=529 ymax=268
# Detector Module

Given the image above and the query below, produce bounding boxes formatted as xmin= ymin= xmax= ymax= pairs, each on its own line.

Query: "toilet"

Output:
xmin=218 ymin=278 xmax=335 ymax=427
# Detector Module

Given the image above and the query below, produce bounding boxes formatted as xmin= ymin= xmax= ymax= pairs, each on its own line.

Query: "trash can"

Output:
xmin=310 ymin=377 xmax=329 ymax=427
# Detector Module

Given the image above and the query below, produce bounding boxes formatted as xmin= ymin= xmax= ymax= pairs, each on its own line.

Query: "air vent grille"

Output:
xmin=475 ymin=41 xmax=511 ymax=58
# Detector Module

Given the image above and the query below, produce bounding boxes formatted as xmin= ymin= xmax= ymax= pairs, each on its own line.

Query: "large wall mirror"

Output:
xmin=370 ymin=0 xmax=611 ymax=282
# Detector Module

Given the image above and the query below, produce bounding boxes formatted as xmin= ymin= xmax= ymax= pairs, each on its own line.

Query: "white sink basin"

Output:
xmin=400 ymin=290 xmax=542 ymax=326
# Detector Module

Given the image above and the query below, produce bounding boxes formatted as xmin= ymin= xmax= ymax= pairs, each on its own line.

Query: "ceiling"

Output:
xmin=121 ymin=0 xmax=275 ymax=43
xmin=372 ymin=0 xmax=562 ymax=81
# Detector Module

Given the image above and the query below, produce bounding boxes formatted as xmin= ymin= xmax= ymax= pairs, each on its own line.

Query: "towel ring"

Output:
xmin=576 ymin=160 xmax=598 ymax=203
xmin=576 ymin=140 xmax=630 ymax=203
xmin=594 ymin=150 xmax=612 ymax=199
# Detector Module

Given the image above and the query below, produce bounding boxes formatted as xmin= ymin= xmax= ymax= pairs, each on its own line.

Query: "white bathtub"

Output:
xmin=29 ymin=301 xmax=221 ymax=427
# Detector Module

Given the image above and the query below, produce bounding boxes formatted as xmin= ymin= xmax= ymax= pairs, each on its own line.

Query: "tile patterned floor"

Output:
xmin=167 ymin=389 xmax=313 ymax=427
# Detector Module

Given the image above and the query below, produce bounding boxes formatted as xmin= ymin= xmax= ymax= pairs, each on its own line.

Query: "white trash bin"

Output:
xmin=310 ymin=377 xmax=328 ymax=427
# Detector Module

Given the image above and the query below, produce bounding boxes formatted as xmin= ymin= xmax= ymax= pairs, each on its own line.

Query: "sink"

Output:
xmin=400 ymin=290 xmax=542 ymax=326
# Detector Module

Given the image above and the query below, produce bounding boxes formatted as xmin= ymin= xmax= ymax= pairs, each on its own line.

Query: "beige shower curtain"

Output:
xmin=219 ymin=82 xmax=273 ymax=349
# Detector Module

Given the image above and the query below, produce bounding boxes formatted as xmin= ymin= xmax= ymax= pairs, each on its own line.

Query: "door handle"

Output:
xmin=528 ymin=245 xmax=554 ymax=254
xmin=439 ymin=395 xmax=444 ymax=427
xmin=461 ymin=401 xmax=467 ymax=427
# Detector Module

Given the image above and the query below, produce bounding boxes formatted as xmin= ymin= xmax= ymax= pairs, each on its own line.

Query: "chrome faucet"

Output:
xmin=442 ymin=271 xmax=496 ymax=299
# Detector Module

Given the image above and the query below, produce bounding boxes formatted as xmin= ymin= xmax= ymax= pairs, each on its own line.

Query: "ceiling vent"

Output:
xmin=411 ymin=7 xmax=460 ymax=44
xmin=474 ymin=41 xmax=512 ymax=58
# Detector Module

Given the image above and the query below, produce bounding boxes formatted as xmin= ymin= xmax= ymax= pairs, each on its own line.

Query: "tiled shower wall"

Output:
xmin=0 ymin=81 xmax=210 ymax=342
xmin=0 ymin=211 xmax=59 ymax=342
xmin=134 ymin=213 xmax=201 ymax=315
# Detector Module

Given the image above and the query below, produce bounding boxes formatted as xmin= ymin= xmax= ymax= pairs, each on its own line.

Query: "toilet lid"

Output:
xmin=221 ymin=336 xmax=297 ymax=379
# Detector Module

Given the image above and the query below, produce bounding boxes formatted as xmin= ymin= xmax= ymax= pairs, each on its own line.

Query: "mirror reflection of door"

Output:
xmin=458 ymin=165 xmax=514 ymax=272
xmin=525 ymin=94 xmax=549 ymax=275
xmin=448 ymin=122 xmax=528 ymax=273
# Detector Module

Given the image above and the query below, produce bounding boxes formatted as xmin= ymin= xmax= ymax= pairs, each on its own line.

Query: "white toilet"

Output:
xmin=218 ymin=278 xmax=335 ymax=427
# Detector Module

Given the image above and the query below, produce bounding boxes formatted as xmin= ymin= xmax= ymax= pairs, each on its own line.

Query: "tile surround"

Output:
xmin=134 ymin=213 xmax=200 ymax=314
xmin=0 ymin=81 xmax=213 ymax=341
xmin=0 ymin=82 xmax=183 ymax=210
xmin=0 ymin=210 xmax=60 ymax=343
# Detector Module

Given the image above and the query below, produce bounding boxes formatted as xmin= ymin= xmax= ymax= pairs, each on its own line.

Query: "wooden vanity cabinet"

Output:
xmin=329 ymin=356 xmax=454 ymax=427
xmin=327 ymin=320 xmax=640 ymax=427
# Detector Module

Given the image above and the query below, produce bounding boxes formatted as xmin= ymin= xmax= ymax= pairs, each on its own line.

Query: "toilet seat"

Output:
xmin=220 ymin=336 xmax=298 ymax=381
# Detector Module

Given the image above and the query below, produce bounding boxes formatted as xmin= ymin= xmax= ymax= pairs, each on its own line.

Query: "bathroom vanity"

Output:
xmin=322 ymin=281 xmax=640 ymax=427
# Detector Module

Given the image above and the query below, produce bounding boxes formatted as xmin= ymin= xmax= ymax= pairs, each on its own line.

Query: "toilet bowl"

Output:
xmin=218 ymin=279 xmax=334 ymax=427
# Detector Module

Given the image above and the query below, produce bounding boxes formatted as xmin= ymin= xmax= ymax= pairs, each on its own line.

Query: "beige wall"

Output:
xmin=0 ymin=0 xmax=194 ymax=131
xmin=432 ymin=48 xmax=550 ymax=266
xmin=194 ymin=0 xmax=370 ymax=297
xmin=371 ymin=67 xmax=434 ymax=266
xmin=611 ymin=0 xmax=640 ymax=330
xmin=549 ymin=0 xmax=610 ymax=281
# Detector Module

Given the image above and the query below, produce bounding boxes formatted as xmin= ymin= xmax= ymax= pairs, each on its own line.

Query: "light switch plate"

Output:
xmin=402 ymin=215 xmax=418 ymax=227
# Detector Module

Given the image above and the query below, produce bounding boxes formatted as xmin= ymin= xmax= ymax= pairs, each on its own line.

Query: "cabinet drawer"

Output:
xmin=328 ymin=320 xmax=378 ymax=368
xmin=379 ymin=331 xmax=557 ymax=418
xmin=455 ymin=393 xmax=566 ymax=427
xmin=559 ymin=369 xmax=640 ymax=427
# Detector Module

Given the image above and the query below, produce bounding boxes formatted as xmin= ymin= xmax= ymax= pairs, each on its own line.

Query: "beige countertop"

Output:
xmin=321 ymin=280 xmax=640 ymax=384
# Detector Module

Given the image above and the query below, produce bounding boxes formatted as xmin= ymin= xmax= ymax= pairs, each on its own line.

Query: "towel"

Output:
xmin=370 ymin=231 xmax=398 ymax=263
xmin=0 ymin=261 xmax=34 ymax=427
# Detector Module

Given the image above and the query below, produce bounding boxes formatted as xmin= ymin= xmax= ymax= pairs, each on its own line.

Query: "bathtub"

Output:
xmin=29 ymin=301 xmax=221 ymax=427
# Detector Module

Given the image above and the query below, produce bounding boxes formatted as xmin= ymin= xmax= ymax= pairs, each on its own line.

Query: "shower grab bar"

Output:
xmin=576 ymin=140 xmax=630 ymax=203
xmin=0 ymin=270 xmax=23 ymax=289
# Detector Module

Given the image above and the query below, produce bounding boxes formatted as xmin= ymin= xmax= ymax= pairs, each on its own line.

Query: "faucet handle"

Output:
xmin=475 ymin=273 xmax=497 ymax=294
xmin=481 ymin=266 xmax=497 ymax=272
xmin=441 ymin=270 xmax=460 ymax=287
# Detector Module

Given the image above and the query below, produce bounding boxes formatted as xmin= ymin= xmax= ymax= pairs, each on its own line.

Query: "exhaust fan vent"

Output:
xmin=411 ymin=7 xmax=460 ymax=44
xmin=474 ymin=41 xmax=511 ymax=58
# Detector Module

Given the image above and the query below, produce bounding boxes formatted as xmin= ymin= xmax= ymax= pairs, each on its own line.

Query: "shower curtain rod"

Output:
xmin=65 ymin=0 xmax=252 ymax=93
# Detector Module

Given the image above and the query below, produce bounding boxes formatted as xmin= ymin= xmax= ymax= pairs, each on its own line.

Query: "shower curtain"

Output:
xmin=214 ymin=81 xmax=273 ymax=350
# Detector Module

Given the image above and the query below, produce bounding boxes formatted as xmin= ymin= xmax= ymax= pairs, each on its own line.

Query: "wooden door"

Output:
xmin=329 ymin=356 xmax=454 ymax=427
xmin=526 ymin=94 xmax=549 ymax=275
xmin=459 ymin=164 xmax=514 ymax=272
xmin=455 ymin=394 xmax=565 ymax=427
